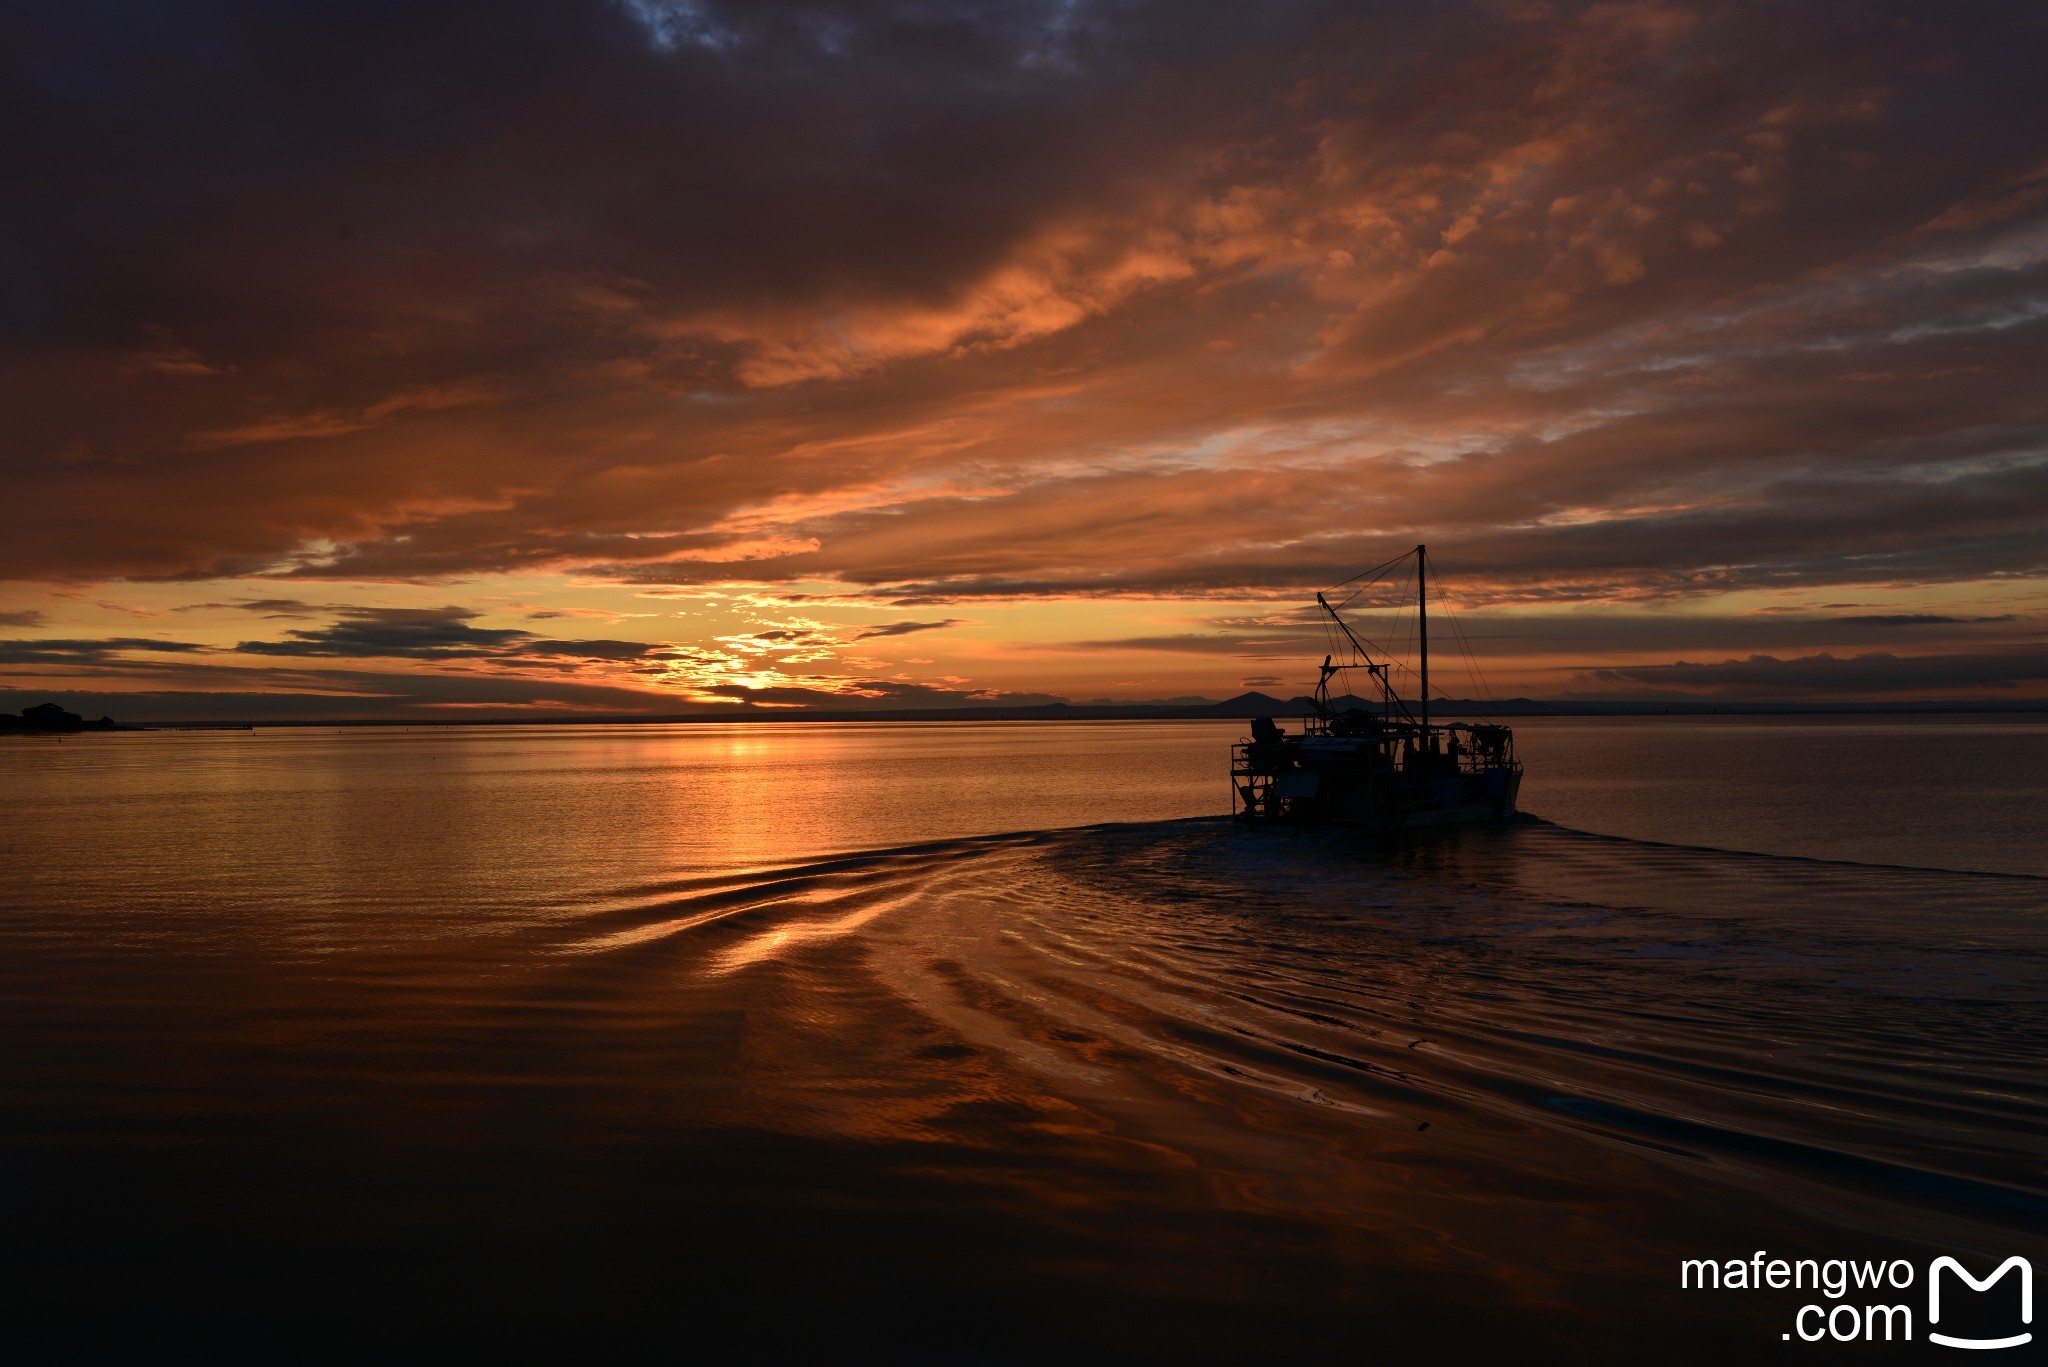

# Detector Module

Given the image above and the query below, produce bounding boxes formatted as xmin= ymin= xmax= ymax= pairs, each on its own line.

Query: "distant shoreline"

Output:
xmin=42 ymin=700 xmax=2048 ymax=730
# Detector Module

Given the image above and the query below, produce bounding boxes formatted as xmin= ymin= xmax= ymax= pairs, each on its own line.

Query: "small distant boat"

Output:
xmin=1232 ymin=545 xmax=1522 ymax=830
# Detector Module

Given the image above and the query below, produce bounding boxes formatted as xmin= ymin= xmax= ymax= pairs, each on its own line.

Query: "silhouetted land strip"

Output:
xmin=171 ymin=695 xmax=2048 ymax=727
xmin=0 ymin=702 xmax=123 ymax=733
xmin=10 ymin=691 xmax=2043 ymax=730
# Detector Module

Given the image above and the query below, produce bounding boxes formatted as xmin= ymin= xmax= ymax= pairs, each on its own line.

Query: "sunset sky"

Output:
xmin=5 ymin=0 xmax=2047 ymax=719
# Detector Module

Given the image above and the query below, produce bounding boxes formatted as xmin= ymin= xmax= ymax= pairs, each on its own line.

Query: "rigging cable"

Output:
xmin=1428 ymin=555 xmax=1503 ymax=723
xmin=1332 ymin=546 xmax=1415 ymax=614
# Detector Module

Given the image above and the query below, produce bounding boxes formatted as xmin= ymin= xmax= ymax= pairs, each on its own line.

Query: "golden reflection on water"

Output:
xmin=709 ymin=891 xmax=920 ymax=975
xmin=2 ymin=721 xmax=2044 ymax=1362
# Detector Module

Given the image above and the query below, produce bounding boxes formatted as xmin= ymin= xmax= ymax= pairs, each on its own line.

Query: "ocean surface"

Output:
xmin=2 ymin=716 xmax=2044 ymax=1363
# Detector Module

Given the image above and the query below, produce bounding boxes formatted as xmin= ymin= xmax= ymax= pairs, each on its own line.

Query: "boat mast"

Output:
xmin=1416 ymin=544 xmax=1428 ymax=731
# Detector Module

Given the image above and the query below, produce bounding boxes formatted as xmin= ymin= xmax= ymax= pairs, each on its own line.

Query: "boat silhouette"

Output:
xmin=1232 ymin=545 xmax=1523 ymax=830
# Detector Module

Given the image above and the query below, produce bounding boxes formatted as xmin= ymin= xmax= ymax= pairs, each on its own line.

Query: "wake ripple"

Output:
xmin=546 ymin=816 xmax=2048 ymax=1254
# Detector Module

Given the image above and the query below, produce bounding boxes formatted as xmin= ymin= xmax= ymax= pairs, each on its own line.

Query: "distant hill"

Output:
xmin=1202 ymin=692 xmax=1558 ymax=718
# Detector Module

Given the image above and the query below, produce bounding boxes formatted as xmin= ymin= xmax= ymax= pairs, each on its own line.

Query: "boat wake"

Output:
xmin=9 ymin=803 xmax=2045 ymax=1363
xmin=537 ymin=817 xmax=2048 ymax=1275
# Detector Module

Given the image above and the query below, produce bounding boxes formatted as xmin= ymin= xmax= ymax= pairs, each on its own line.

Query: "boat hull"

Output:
xmin=1233 ymin=752 xmax=1522 ymax=831
xmin=1320 ymin=769 xmax=1519 ymax=830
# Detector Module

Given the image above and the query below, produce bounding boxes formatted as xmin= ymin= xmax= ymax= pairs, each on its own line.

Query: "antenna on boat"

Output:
xmin=1416 ymin=544 xmax=1428 ymax=731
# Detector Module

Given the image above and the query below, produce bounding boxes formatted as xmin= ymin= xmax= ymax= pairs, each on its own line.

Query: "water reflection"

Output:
xmin=2 ymin=721 xmax=2044 ymax=1362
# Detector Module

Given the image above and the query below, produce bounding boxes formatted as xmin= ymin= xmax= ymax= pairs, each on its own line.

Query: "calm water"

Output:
xmin=2 ymin=717 xmax=2044 ymax=1363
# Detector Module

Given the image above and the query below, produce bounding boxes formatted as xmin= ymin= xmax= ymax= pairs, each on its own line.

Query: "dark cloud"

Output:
xmin=1031 ymin=607 xmax=2048 ymax=698
xmin=172 ymin=598 xmax=345 ymax=618
xmin=1579 ymin=646 xmax=2048 ymax=698
xmin=0 ymin=610 xmax=47 ymax=628
xmin=228 ymin=605 xmax=666 ymax=664
xmin=520 ymin=638 xmax=665 ymax=661
xmin=0 ymin=637 xmax=210 ymax=664
xmin=229 ymin=599 xmax=334 ymax=619
xmin=854 ymin=618 xmax=965 ymax=639
xmin=236 ymin=607 xmax=532 ymax=658
xmin=1836 ymin=614 xmax=2018 ymax=627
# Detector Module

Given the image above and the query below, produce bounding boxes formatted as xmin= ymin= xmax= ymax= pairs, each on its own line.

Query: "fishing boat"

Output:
xmin=1231 ymin=545 xmax=1522 ymax=830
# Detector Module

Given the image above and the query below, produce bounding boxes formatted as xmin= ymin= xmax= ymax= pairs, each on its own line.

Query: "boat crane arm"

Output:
xmin=1315 ymin=593 xmax=1376 ymax=665
xmin=1314 ymin=593 xmax=1419 ymax=726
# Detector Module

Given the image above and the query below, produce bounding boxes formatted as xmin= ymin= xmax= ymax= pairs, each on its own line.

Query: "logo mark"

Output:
xmin=1929 ymin=1256 xmax=2032 ymax=1351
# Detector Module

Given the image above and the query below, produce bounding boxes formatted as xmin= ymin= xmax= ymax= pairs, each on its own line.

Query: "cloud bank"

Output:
xmin=4 ymin=1 xmax=2045 ymax=713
